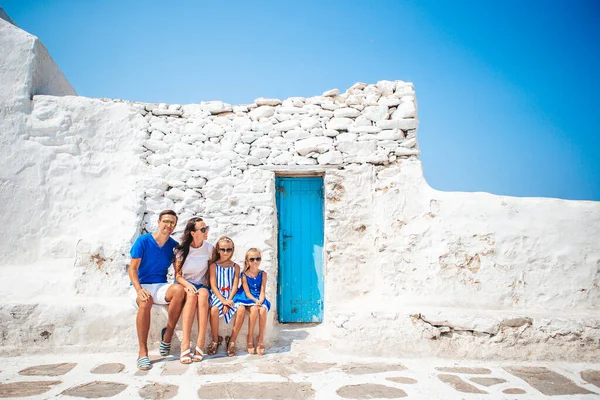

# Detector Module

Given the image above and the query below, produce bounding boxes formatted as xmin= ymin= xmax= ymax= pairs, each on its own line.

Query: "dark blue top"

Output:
xmin=130 ymin=233 xmax=178 ymax=284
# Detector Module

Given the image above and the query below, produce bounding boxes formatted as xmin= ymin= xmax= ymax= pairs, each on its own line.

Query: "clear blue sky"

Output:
xmin=3 ymin=0 xmax=599 ymax=200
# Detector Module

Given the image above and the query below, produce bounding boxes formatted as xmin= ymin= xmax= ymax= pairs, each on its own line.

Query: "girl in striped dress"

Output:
xmin=207 ymin=236 xmax=247 ymax=356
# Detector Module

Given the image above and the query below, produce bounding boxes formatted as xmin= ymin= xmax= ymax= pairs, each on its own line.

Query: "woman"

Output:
xmin=174 ymin=217 xmax=213 ymax=363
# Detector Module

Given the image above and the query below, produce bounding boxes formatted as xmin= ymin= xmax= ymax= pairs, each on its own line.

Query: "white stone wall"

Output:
xmin=1 ymin=13 xmax=599 ymax=359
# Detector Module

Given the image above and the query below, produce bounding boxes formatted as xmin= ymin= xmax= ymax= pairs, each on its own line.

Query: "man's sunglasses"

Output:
xmin=219 ymin=248 xmax=233 ymax=253
xmin=196 ymin=226 xmax=210 ymax=233
xmin=248 ymin=257 xmax=261 ymax=262
xmin=161 ymin=220 xmax=176 ymax=227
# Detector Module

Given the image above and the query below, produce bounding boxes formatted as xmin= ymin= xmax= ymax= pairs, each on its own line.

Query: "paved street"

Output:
xmin=1 ymin=335 xmax=599 ymax=399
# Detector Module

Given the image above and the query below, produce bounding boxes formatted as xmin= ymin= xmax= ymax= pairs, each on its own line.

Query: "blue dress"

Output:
xmin=234 ymin=271 xmax=271 ymax=311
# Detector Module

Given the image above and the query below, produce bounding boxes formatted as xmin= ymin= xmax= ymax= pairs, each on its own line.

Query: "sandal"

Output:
xmin=256 ymin=336 xmax=265 ymax=356
xmin=192 ymin=346 xmax=205 ymax=362
xmin=137 ymin=356 xmax=152 ymax=370
xmin=159 ymin=327 xmax=171 ymax=356
xmin=227 ymin=338 xmax=236 ymax=357
xmin=247 ymin=335 xmax=255 ymax=355
xmin=179 ymin=348 xmax=192 ymax=364
xmin=206 ymin=335 xmax=223 ymax=356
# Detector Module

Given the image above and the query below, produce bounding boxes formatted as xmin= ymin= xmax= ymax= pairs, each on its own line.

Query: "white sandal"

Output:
xmin=192 ymin=346 xmax=205 ymax=362
xmin=180 ymin=348 xmax=192 ymax=364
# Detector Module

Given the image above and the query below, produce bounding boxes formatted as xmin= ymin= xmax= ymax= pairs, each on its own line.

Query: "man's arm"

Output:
xmin=128 ymin=258 xmax=150 ymax=302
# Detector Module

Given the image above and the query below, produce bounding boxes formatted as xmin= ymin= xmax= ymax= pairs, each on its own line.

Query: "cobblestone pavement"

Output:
xmin=0 ymin=341 xmax=599 ymax=399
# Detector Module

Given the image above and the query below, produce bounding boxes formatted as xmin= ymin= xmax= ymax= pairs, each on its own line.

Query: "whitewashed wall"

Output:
xmin=1 ymin=12 xmax=599 ymax=360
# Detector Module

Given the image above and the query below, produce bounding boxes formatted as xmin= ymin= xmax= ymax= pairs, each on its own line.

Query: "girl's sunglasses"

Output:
xmin=219 ymin=248 xmax=233 ymax=253
xmin=248 ymin=257 xmax=261 ymax=262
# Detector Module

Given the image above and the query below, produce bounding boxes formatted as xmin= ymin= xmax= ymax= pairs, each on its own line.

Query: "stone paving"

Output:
xmin=0 ymin=342 xmax=599 ymax=399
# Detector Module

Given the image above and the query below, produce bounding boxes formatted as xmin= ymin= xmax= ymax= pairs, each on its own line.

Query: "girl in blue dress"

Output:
xmin=234 ymin=248 xmax=270 ymax=355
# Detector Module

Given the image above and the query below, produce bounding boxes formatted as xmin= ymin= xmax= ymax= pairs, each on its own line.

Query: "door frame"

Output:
xmin=274 ymin=172 xmax=325 ymax=323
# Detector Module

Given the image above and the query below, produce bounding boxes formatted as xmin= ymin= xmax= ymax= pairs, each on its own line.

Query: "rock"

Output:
xmin=377 ymin=119 xmax=419 ymax=130
xmin=279 ymin=107 xmax=308 ymax=114
xmin=505 ymin=366 xmax=594 ymax=396
xmin=185 ymin=158 xmax=210 ymax=171
xmin=326 ymin=118 xmax=353 ymax=131
xmin=337 ymin=384 xmax=407 ymax=399
xmin=151 ymin=109 xmax=183 ymax=117
xmin=436 ymin=367 xmax=491 ymax=374
xmin=143 ymin=139 xmax=169 ymax=153
xmin=202 ymin=123 xmax=225 ymax=137
xmin=139 ymin=383 xmax=179 ymax=399
xmin=319 ymin=109 xmax=334 ymax=118
xmin=321 ymin=102 xmax=340 ymax=111
xmin=273 ymin=120 xmax=300 ymax=132
xmin=90 ymin=363 xmax=125 ymax=374
xmin=395 ymin=147 xmax=420 ymax=156
xmin=19 ymin=363 xmax=77 ymax=376
xmin=437 ymin=374 xmax=488 ymax=394
xmin=469 ymin=377 xmax=507 ymax=386
xmin=61 ymin=381 xmax=128 ymax=398
xmin=362 ymin=105 xmax=389 ymax=122
xmin=251 ymin=148 xmax=271 ymax=158
xmin=322 ymin=88 xmax=339 ymax=97
xmin=400 ymin=138 xmax=417 ymax=148
xmin=323 ymin=129 xmax=339 ymax=137
xmin=581 ymin=370 xmax=600 ymax=388
xmin=0 ymin=381 xmax=61 ymax=398
xmin=391 ymin=100 xmax=417 ymax=119
xmin=333 ymin=107 xmax=361 ymax=118
xmin=374 ymin=129 xmax=403 ymax=141
xmin=376 ymin=80 xmax=396 ymax=96
xmin=378 ymin=95 xmax=401 ymax=107
xmin=336 ymin=132 xmax=358 ymax=142
xmin=318 ymin=151 xmax=343 ymax=165
xmin=166 ymin=188 xmax=186 ymax=201
xmin=283 ymin=129 xmax=310 ymax=141
xmin=295 ymin=137 xmax=333 ymax=156
xmin=347 ymin=126 xmax=381 ymax=134
xmin=200 ymin=101 xmax=232 ymax=114
xmin=300 ymin=118 xmax=320 ymax=130
xmin=386 ymin=377 xmax=418 ymax=384
xmin=503 ymin=388 xmax=527 ymax=394
xmin=197 ymin=382 xmax=314 ymax=400
xmin=254 ymin=97 xmax=281 ymax=106
xmin=272 ymin=152 xmax=293 ymax=165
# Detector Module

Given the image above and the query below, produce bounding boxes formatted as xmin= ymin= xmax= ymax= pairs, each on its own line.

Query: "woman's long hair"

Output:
xmin=174 ymin=217 xmax=204 ymax=276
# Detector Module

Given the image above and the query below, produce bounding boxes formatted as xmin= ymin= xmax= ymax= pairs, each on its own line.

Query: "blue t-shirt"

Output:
xmin=130 ymin=233 xmax=179 ymax=284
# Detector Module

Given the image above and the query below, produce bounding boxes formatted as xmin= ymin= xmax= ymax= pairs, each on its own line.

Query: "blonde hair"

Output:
xmin=244 ymin=248 xmax=262 ymax=273
xmin=210 ymin=236 xmax=235 ymax=265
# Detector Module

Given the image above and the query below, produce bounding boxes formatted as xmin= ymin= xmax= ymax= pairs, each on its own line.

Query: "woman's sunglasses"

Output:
xmin=195 ymin=226 xmax=209 ymax=233
xmin=219 ymin=248 xmax=233 ymax=253
xmin=248 ymin=257 xmax=261 ymax=262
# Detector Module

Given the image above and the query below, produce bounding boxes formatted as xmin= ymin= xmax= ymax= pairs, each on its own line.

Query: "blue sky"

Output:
xmin=3 ymin=0 xmax=599 ymax=200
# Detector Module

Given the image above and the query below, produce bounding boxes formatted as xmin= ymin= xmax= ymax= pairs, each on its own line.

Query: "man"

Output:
xmin=129 ymin=209 xmax=185 ymax=370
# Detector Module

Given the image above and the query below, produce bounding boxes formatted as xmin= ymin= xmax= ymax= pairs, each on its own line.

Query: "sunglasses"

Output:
xmin=219 ymin=248 xmax=233 ymax=253
xmin=161 ymin=220 xmax=176 ymax=227
xmin=248 ymin=257 xmax=261 ymax=262
xmin=195 ymin=226 xmax=209 ymax=233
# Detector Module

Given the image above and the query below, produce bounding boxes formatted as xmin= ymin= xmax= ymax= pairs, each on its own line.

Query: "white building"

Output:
xmin=1 ymin=9 xmax=599 ymax=361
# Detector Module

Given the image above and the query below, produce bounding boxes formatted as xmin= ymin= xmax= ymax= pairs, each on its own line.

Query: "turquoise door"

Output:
xmin=276 ymin=177 xmax=324 ymax=323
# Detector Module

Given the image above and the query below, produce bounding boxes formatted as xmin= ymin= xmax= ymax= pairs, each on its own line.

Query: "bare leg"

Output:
xmin=209 ymin=306 xmax=220 ymax=343
xmin=196 ymin=289 xmax=210 ymax=350
xmin=248 ymin=306 xmax=258 ymax=344
xmin=257 ymin=307 xmax=267 ymax=355
xmin=230 ymin=305 xmax=246 ymax=343
xmin=247 ymin=306 xmax=258 ymax=353
xmin=136 ymin=297 xmax=153 ymax=358
xmin=180 ymin=290 xmax=198 ymax=355
xmin=164 ymin=284 xmax=186 ymax=343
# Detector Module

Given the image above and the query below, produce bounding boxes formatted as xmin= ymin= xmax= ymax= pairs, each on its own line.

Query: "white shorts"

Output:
xmin=130 ymin=283 xmax=172 ymax=308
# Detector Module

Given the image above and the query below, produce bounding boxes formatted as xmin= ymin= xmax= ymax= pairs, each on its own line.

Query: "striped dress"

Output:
xmin=209 ymin=263 xmax=238 ymax=324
